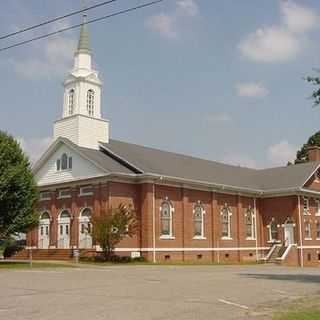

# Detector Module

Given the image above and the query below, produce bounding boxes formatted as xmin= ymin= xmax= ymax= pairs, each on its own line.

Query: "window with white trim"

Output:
xmin=221 ymin=204 xmax=232 ymax=239
xmin=58 ymin=189 xmax=71 ymax=199
xmin=316 ymin=199 xmax=320 ymax=216
xmin=193 ymin=203 xmax=205 ymax=238
xmin=160 ymin=200 xmax=173 ymax=238
xmin=87 ymin=89 xmax=94 ymax=116
xmin=39 ymin=191 xmax=51 ymax=201
xmin=305 ymin=221 xmax=312 ymax=239
xmin=268 ymin=218 xmax=278 ymax=242
xmin=317 ymin=223 xmax=320 ymax=239
xmin=68 ymin=89 xmax=75 ymax=115
xmin=245 ymin=207 xmax=256 ymax=239
xmin=79 ymin=185 xmax=93 ymax=196
xmin=303 ymin=197 xmax=310 ymax=215
xmin=56 ymin=153 xmax=72 ymax=171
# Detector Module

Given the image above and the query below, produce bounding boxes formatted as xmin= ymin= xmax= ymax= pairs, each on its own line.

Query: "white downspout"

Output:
xmin=297 ymin=195 xmax=304 ymax=267
xmin=254 ymin=198 xmax=259 ymax=262
xmin=152 ymin=183 xmax=156 ymax=263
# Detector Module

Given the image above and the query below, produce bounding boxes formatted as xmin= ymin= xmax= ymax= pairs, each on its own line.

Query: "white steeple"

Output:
xmin=54 ymin=15 xmax=109 ymax=149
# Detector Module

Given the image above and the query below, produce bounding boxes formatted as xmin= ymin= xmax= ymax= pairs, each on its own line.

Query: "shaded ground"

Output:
xmin=0 ymin=264 xmax=319 ymax=320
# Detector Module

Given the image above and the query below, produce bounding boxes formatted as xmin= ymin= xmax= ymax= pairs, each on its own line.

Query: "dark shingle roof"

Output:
xmin=99 ymin=139 xmax=320 ymax=192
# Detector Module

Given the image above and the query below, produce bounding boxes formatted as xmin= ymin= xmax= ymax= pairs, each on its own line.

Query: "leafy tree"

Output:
xmin=91 ymin=204 xmax=138 ymax=260
xmin=0 ymin=131 xmax=39 ymax=239
xmin=306 ymin=72 xmax=320 ymax=106
xmin=294 ymin=131 xmax=320 ymax=164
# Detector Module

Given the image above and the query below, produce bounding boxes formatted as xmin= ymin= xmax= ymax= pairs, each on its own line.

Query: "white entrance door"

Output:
xmin=38 ymin=221 xmax=50 ymax=249
xmin=58 ymin=221 xmax=70 ymax=248
xmin=79 ymin=220 xmax=92 ymax=249
xmin=284 ymin=224 xmax=294 ymax=246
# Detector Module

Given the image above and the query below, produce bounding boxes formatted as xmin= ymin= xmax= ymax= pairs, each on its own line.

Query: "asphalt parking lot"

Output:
xmin=0 ymin=264 xmax=319 ymax=320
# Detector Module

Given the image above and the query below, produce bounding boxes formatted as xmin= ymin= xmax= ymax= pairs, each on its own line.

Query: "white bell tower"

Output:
xmin=54 ymin=15 xmax=109 ymax=149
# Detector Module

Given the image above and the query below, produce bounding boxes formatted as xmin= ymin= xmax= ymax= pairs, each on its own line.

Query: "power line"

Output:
xmin=0 ymin=0 xmax=166 ymax=52
xmin=0 ymin=0 xmax=119 ymax=40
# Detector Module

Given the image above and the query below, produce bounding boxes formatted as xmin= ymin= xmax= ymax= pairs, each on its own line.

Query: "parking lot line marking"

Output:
xmin=218 ymin=299 xmax=249 ymax=310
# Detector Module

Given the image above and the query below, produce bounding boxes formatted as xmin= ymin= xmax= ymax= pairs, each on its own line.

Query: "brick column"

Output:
xmin=211 ymin=191 xmax=219 ymax=263
xmin=71 ymin=188 xmax=78 ymax=248
xmin=140 ymin=183 xmax=154 ymax=261
xmin=237 ymin=194 xmax=242 ymax=262
xmin=182 ymin=187 xmax=187 ymax=262
xmin=51 ymin=192 xmax=58 ymax=248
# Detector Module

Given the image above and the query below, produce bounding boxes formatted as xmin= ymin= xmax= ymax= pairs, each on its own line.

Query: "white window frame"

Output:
xmin=193 ymin=202 xmax=206 ymax=240
xmin=267 ymin=218 xmax=280 ymax=243
xmin=79 ymin=185 xmax=93 ymax=197
xmin=56 ymin=153 xmax=72 ymax=172
xmin=316 ymin=222 xmax=320 ymax=240
xmin=87 ymin=89 xmax=95 ymax=117
xmin=57 ymin=189 xmax=71 ymax=199
xmin=159 ymin=199 xmax=175 ymax=240
xmin=39 ymin=191 xmax=52 ymax=201
xmin=221 ymin=204 xmax=232 ymax=240
xmin=303 ymin=197 xmax=310 ymax=215
xmin=245 ymin=207 xmax=256 ymax=240
xmin=68 ymin=89 xmax=75 ymax=115
xmin=304 ymin=221 xmax=312 ymax=240
xmin=316 ymin=199 xmax=320 ymax=216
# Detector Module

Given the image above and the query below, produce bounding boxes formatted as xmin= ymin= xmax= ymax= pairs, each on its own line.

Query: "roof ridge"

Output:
xmin=108 ymin=139 xmax=258 ymax=171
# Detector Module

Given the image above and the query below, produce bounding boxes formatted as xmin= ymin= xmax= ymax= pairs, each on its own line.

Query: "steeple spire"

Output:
xmin=77 ymin=14 xmax=90 ymax=53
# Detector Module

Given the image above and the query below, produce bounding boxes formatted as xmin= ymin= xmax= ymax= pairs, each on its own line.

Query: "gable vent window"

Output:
xmin=56 ymin=153 xmax=72 ymax=171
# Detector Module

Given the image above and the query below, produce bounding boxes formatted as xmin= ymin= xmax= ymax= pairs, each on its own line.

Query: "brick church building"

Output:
xmin=24 ymin=18 xmax=320 ymax=266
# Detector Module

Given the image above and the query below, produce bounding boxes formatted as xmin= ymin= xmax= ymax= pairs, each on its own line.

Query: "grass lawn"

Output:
xmin=274 ymin=310 xmax=320 ymax=320
xmin=273 ymin=296 xmax=320 ymax=320
xmin=0 ymin=261 xmax=75 ymax=269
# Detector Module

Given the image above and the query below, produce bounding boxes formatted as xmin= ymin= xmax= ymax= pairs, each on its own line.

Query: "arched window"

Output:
xmin=160 ymin=200 xmax=173 ymax=237
xmin=87 ymin=89 xmax=94 ymax=116
xmin=40 ymin=211 xmax=50 ymax=220
xmin=61 ymin=153 xmax=68 ymax=170
xmin=193 ymin=203 xmax=205 ymax=238
xmin=221 ymin=204 xmax=232 ymax=239
xmin=81 ymin=208 xmax=92 ymax=218
xmin=59 ymin=210 xmax=71 ymax=219
xmin=245 ymin=207 xmax=256 ymax=239
xmin=268 ymin=218 xmax=278 ymax=242
xmin=68 ymin=89 xmax=75 ymax=115
xmin=57 ymin=153 xmax=72 ymax=171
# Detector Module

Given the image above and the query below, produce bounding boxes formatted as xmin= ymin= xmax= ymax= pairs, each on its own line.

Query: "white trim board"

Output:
xmin=113 ymin=247 xmax=269 ymax=252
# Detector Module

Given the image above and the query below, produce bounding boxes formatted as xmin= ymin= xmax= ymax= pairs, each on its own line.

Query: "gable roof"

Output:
xmin=100 ymin=139 xmax=320 ymax=193
xmin=32 ymin=137 xmax=134 ymax=176
xmin=34 ymin=137 xmax=320 ymax=194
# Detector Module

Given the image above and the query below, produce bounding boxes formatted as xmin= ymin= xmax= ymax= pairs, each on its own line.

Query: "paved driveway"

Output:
xmin=0 ymin=264 xmax=319 ymax=320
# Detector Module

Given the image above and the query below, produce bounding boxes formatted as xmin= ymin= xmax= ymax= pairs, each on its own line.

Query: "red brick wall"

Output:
xmin=27 ymin=181 xmax=320 ymax=266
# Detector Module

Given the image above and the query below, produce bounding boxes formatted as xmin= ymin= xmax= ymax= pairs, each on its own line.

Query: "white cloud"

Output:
xmin=205 ymin=113 xmax=232 ymax=125
xmin=176 ymin=0 xmax=199 ymax=17
xmin=7 ymin=19 xmax=76 ymax=80
xmin=282 ymin=1 xmax=319 ymax=34
xmin=268 ymin=140 xmax=297 ymax=166
xmin=239 ymin=1 xmax=318 ymax=63
xmin=12 ymin=35 xmax=76 ymax=80
xmin=222 ymin=152 xmax=258 ymax=169
xmin=236 ymin=82 xmax=269 ymax=98
xmin=18 ymin=136 xmax=52 ymax=163
xmin=146 ymin=0 xmax=199 ymax=39
xmin=146 ymin=14 xmax=177 ymax=39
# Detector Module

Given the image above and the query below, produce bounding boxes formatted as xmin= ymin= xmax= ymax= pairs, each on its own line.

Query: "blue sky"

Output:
xmin=1 ymin=0 xmax=320 ymax=168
